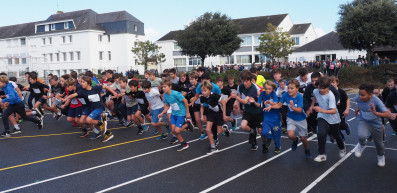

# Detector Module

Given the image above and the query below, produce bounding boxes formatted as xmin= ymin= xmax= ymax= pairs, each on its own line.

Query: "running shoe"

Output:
xmin=101 ymin=132 xmax=114 ymax=142
xmin=377 ymin=155 xmax=385 ymax=167
xmin=55 ymin=113 xmax=62 ymax=121
xmin=80 ymin=128 xmax=89 ymax=138
xmin=339 ymin=148 xmax=346 ymax=158
xmin=0 ymin=131 xmax=11 ymax=137
xmin=169 ymin=136 xmax=179 ymax=144
xmin=156 ymin=133 xmax=167 ymax=140
xmin=263 ymin=139 xmax=272 ymax=153
xmin=142 ymin=124 xmax=148 ymax=132
xmin=186 ymin=119 xmax=194 ymax=132
xmin=165 ymin=122 xmax=171 ymax=134
xmin=207 ymin=147 xmax=219 ymax=155
xmin=305 ymin=149 xmax=312 ymax=159
xmin=355 ymin=143 xmax=366 ymax=157
xmin=314 ymin=154 xmax=327 ymax=162
xmin=10 ymin=129 xmax=22 ymax=135
xmin=199 ymin=132 xmax=208 ymax=140
xmin=274 ymin=147 xmax=281 ymax=154
xmin=37 ymin=117 xmax=44 ymax=130
xmin=137 ymin=127 xmax=144 ymax=135
xmin=250 ymin=144 xmax=258 ymax=151
xmin=223 ymin=124 xmax=230 ymax=137
xmin=90 ymin=132 xmax=102 ymax=140
xmin=291 ymin=137 xmax=298 ymax=151
xmin=177 ymin=143 xmax=189 ymax=151
xmin=392 ymin=131 xmax=396 ymax=136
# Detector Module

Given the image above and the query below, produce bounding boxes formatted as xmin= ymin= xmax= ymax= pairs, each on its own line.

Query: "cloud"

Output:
xmin=144 ymin=28 xmax=161 ymax=42
xmin=314 ymin=28 xmax=327 ymax=38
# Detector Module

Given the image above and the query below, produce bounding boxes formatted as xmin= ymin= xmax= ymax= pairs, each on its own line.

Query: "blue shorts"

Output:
xmin=151 ymin=108 xmax=164 ymax=123
xmin=127 ymin=105 xmax=138 ymax=116
xmin=81 ymin=106 xmax=91 ymax=116
xmin=89 ymin=108 xmax=104 ymax=121
xmin=68 ymin=107 xmax=82 ymax=118
xmin=170 ymin=115 xmax=185 ymax=128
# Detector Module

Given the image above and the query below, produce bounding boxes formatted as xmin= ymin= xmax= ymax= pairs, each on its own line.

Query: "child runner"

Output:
xmin=127 ymin=80 xmax=150 ymax=134
xmin=158 ymin=79 xmax=191 ymax=151
xmin=276 ymin=78 xmax=288 ymax=134
xmin=354 ymin=83 xmax=393 ymax=167
xmin=215 ymin=76 xmax=237 ymax=131
xmin=276 ymin=79 xmax=312 ymax=158
xmin=330 ymin=76 xmax=351 ymax=138
xmin=251 ymin=80 xmax=282 ymax=154
xmin=188 ymin=72 xmax=207 ymax=140
xmin=310 ymin=77 xmax=346 ymax=162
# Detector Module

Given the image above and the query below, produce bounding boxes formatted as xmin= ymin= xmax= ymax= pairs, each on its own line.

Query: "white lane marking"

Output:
xmin=97 ymin=136 xmax=262 ymax=193
xmin=350 ymin=108 xmax=356 ymax=111
xmin=199 ymin=135 xmax=317 ymax=193
xmin=300 ymin=145 xmax=357 ymax=193
xmin=348 ymin=117 xmax=356 ymax=122
xmin=0 ymin=138 xmax=199 ymax=193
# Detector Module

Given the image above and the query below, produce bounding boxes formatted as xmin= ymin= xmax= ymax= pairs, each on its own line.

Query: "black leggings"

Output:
xmin=3 ymin=102 xmax=40 ymax=132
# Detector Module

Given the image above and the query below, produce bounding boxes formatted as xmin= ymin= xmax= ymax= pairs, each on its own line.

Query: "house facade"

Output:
xmin=0 ymin=9 xmax=145 ymax=79
xmin=156 ymin=14 xmax=317 ymax=71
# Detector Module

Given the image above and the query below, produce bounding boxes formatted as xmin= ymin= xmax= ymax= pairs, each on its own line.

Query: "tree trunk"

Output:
xmin=366 ymin=48 xmax=372 ymax=67
xmin=144 ymin=62 xmax=148 ymax=71
xmin=201 ymin=57 xmax=206 ymax=68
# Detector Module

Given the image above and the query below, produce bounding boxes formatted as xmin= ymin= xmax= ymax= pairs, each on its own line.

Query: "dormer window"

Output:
xmin=51 ymin=24 xmax=56 ymax=31
xmin=65 ymin=22 xmax=69 ymax=29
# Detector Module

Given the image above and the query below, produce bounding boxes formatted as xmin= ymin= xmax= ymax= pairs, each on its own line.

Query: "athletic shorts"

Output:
xmin=206 ymin=111 xmax=224 ymax=126
xmin=170 ymin=115 xmax=185 ymax=128
xmin=81 ymin=106 xmax=91 ymax=116
xmin=68 ymin=107 xmax=82 ymax=118
xmin=287 ymin=117 xmax=308 ymax=137
xmin=34 ymin=96 xmax=47 ymax=105
xmin=138 ymin=105 xmax=150 ymax=115
xmin=242 ymin=111 xmax=263 ymax=129
xmin=89 ymin=108 xmax=104 ymax=121
xmin=127 ymin=105 xmax=139 ymax=116
xmin=151 ymin=108 xmax=164 ymax=124
xmin=225 ymin=102 xmax=233 ymax=116
xmin=193 ymin=104 xmax=201 ymax=112
xmin=203 ymin=107 xmax=209 ymax=116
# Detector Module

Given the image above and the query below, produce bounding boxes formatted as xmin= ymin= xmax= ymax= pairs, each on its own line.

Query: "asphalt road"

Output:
xmin=0 ymin=93 xmax=396 ymax=193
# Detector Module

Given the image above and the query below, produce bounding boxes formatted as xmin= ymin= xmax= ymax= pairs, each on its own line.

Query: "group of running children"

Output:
xmin=0 ymin=67 xmax=396 ymax=167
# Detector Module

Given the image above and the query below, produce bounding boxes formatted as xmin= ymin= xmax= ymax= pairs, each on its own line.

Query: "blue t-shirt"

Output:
xmin=355 ymin=95 xmax=388 ymax=128
xmin=257 ymin=91 xmax=280 ymax=122
xmin=313 ymin=89 xmax=340 ymax=124
xmin=196 ymin=82 xmax=221 ymax=107
xmin=77 ymin=85 xmax=104 ymax=110
xmin=280 ymin=92 xmax=306 ymax=121
xmin=164 ymin=90 xmax=186 ymax=116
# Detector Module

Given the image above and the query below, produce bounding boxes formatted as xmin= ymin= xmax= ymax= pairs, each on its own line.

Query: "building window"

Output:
xmin=42 ymin=38 xmax=46 ymax=45
xmin=76 ymin=51 xmax=81 ymax=60
xmin=49 ymin=37 xmax=52 ymax=45
xmin=51 ymin=24 xmax=56 ymax=31
xmin=43 ymin=54 xmax=47 ymax=62
xmin=99 ymin=51 xmax=103 ymax=60
xmin=69 ymin=35 xmax=72 ymax=42
xmin=56 ymin=53 xmax=60 ymax=61
xmin=22 ymin=58 xmax=26 ymax=64
xmin=8 ymin=59 xmax=12 ymax=65
xmin=107 ymin=35 xmax=110 ymax=42
xmin=240 ymin=36 xmax=252 ymax=46
xmin=50 ymin=53 xmax=53 ymax=62
xmin=98 ymin=35 xmax=102 ymax=42
xmin=188 ymin=58 xmax=202 ymax=66
xmin=21 ymin=38 xmax=26 ymax=46
xmin=108 ymin=51 xmax=111 ymax=60
xmin=36 ymin=25 xmax=45 ymax=33
xmin=62 ymin=36 xmax=66 ymax=43
xmin=236 ymin=55 xmax=252 ymax=63
xmin=292 ymin=37 xmax=300 ymax=45
xmin=219 ymin=56 xmax=234 ymax=65
xmin=174 ymin=42 xmax=181 ymax=50
xmin=64 ymin=22 xmax=69 ymax=29
xmin=15 ymin=58 xmax=20 ymax=65
xmin=174 ymin=58 xmax=186 ymax=67
xmin=63 ymin=52 xmax=67 ymax=61
xmin=134 ymin=25 xmax=137 ymax=31
xmin=70 ymin=52 xmax=74 ymax=61
xmin=254 ymin=36 xmax=260 ymax=45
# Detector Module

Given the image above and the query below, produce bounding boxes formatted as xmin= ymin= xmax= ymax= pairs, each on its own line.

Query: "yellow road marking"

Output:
xmin=0 ymin=135 xmax=160 ymax=172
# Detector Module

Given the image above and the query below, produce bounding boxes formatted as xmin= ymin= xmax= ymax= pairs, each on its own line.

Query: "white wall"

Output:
xmin=288 ymin=50 xmax=367 ymax=62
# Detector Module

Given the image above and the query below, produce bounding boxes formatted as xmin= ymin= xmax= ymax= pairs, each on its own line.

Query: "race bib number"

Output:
xmin=221 ymin=94 xmax=228 ymax=101
xmin=170 ymin=103 xmax=180 ymax=111
xmin=71 ymin=98 xmax=79 ymax=105
xmin=33 ymin=88 xmax=41 ymax=94
xmin=88 ymin=94 xmax=100 ymax=102
xmin=78 ymin=98 xmax=86 ymax=105
xmin=136 ymin=98 xmax=144 ymax=104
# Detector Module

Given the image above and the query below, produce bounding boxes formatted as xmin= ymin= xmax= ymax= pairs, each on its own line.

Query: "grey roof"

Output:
xmin=289 ymin=23 xmax=311 ymax=35
xmin=293 ymin=31 xmax=345 ymax=52
xmin=0 ymin=9 xmax=143 ymax=39
xmin=157 ymin=30 xmax=181 ymax=41
xmin=157 ymin=14 xmax=289 ymax=41
xmin=97 ymin=10 xmax=143 ymax=24
xmin=232 ymin=14 xmax=288 ymax=34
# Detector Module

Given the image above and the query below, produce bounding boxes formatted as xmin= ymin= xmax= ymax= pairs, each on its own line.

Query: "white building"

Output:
xmin=0 ymin=9 xmax=146 ymax=79
xmin=156 ymin=14 xmax=317 ymax=71
xmin=288 ymin=31 xmax=366 ymax=62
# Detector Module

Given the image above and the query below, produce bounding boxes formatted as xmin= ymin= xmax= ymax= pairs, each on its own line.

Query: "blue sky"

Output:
xmin=0 ymin=0 xmax=352 ymax=41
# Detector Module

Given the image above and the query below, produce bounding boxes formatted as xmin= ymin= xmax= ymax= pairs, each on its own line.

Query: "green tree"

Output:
xmin=336 ymin=0 xmax=397 ymax=64
xmin=131 ymin=40 xmax=166 ymax=71
xmin=175 ymin=12 xmax=242 ymax=67
xmin=256 ymin=23 xmax=295 ymax=62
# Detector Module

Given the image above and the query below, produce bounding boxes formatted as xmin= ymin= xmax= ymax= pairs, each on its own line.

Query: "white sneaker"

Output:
xmin=339 ymin=148 xmax=346 ymax=158
xmin=355 ymin=143 xmax=366 ymax=157
xmin=377 ymin=155 xmax=385 ymax=167
xmin=314 ymin=154 xmax=327 ymax=162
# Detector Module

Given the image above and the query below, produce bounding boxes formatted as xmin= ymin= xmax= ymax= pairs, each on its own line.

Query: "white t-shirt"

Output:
xmin=145 ymin=89 xmax=164 ymax=110
xmin=276 ymin=86 xmax=288 ymax=105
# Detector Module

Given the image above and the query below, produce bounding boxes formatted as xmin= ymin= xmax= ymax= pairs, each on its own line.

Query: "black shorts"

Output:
xmin=138 ymin=105 xmax=150 ymax=115
xmin=206 ymin=111 xmax=224 ymax=126
xmin=225 ymin=102 xmax=233 ymax=116
xmin=203 ymin=107 xmax=209 ymax=116
xmin=193 ymin=104 xmax=201 ymax=112
xmin=242 ymin=111 xmax=263 ymax=129
xmin=34 ymin=96 xmax=47 ymax=105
